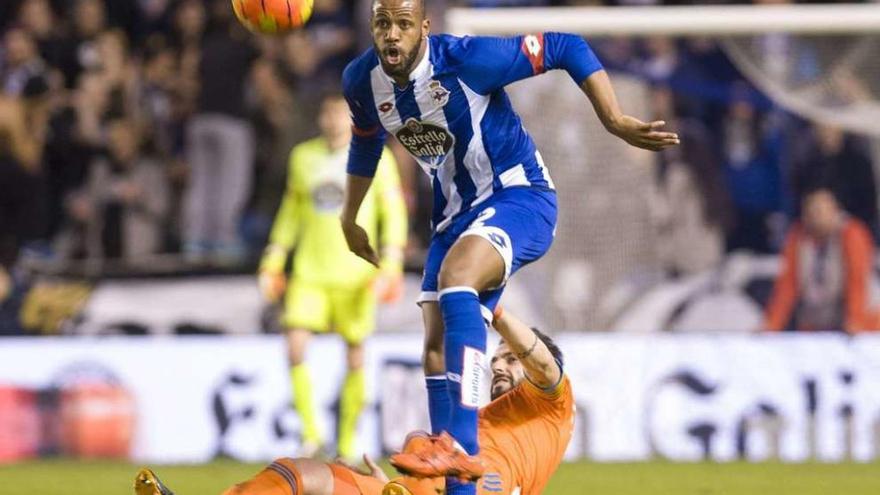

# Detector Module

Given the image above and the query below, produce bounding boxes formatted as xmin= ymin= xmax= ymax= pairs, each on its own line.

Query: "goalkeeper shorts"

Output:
xmin=283 ymin=281 xmax=375 ymax=344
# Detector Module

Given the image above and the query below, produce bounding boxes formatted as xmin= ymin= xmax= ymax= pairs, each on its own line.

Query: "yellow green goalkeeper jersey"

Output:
xmin=260 ymin=138 xmax=407 ymax=287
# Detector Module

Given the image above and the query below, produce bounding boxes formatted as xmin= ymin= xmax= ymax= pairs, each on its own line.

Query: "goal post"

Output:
xmin=446 ymin=4 xmax=880 ymax=37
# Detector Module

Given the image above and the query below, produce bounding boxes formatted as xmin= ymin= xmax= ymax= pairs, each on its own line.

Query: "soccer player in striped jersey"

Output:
xmin=338 ymin=1 xmax=677 ymax=494
xmin=134 ymin=308 xmax=573 ymax=495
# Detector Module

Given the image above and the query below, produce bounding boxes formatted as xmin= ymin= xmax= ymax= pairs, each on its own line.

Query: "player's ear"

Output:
xmin=422 ymin=18 xmax=430 ymax=38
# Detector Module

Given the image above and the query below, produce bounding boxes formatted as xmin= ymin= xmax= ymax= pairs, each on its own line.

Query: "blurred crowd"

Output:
xmin=0 ymin=0 xmax=878 ymax=334
xmin=0 ymin=0 xmax=365 ymax=270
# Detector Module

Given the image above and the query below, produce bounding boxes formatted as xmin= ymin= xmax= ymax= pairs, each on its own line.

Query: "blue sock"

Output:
xmin=439 ymin=287 xmax=487 ymax=456
xmin=425 ymin=376 xmax=451 ymax=434
xmin=446 ymin=481 xmax=477 ymax=495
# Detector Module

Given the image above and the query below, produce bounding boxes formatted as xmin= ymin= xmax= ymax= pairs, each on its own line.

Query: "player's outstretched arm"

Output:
xmin=580 ymin=70 xmax=680 ymax=152
xmin=341 ymin=174 xmax=380 ymax=267
xmin=492 ymin=308 xmax=561 ymax=389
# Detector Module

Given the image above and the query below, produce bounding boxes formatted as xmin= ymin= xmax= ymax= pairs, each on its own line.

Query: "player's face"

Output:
xmin=371 ymin=0 xmax=429 ymax=82
xmin=490 ymin=343 xmax=526 ymax=400
xmin=804 ymin=190 xmax=841 ymax=238
xmin=318 ymin=97 xmax=352 ymax=144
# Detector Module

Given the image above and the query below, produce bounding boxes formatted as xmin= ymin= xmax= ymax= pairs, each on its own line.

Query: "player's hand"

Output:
xmin=374 ymin=272 xmax=403 ymax=304
xmin=612 ymin=116 xmax=679 ymax=152
xmin=258 ymin=270 xmax=286 ymax=303
xmin=363 ymin=454 xmax=389 ymax=482
xmin=341 ymin=220 xmax=380 ymax=268
xmin=491 ymin=305 xmax=504 ymax=326
xmin=333 ymin=454 xmax=389 ymax=483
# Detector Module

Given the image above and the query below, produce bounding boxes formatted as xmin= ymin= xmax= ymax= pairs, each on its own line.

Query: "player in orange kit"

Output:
xmin=134 ymin=307 xmax=573 ymax=495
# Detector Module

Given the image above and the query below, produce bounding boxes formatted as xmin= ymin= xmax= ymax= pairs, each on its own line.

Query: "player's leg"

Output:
xmin=333 ymin=284 xmax=375 ymax=461
xmin=135 ymin=459 xmax=335 ymax=495
xmin=436 ymin=235 xmax=502 ymax=458
xmin=439 ymin=190 xmax=557 ymax=494
xmin=337 ymin=341 xmax=365 ymax=461
xmin=434 ymin=238 xmax=501 ymax=495
xmin=220 ymin=458 xmax=336 ymax=495
xmin=420 ymin=301 xmax=450 ymax=434
xmin=287 ymin=328 xmax=323 ymax=455
xmin=418 ymin=234 xmax=456 ymax=435
xmin=284 ymin=282 xmax=332 ymax=455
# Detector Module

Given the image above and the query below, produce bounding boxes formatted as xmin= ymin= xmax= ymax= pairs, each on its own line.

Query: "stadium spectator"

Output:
xmin=720 ymin=87 xmax=785 ymax=254
xmin=649 ymin=86 xmax=731 ymax=276
xmin=40 ymin=71 xmax=111 ymax=242
xmin=308 ymin=0 xmax=358 ymax=83
xmin=15 ymin=0 xmax=59 ymax=63
xmin=791 ymin=123 xmax=878 ymax=238
xmin=55 ymin=0 xmax=109 ymax=89
xmin=0 ymin=87 xmax=48 ymax=268
xmin=182 ymin=0 xmax=260 ymax=262
xmin=1 ymin=27 xmax=50 ymax=98
xmin=764 ymin=187 xmax=879 ymax=334
xmin=56 ymin=119 xmax=169 ymax=260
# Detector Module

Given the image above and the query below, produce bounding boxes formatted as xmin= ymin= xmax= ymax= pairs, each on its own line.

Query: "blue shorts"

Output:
xmin=418 ymin=187 xmax=557 ymax=315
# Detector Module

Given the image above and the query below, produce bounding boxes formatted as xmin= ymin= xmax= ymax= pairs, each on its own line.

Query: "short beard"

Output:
xmin=490 ymin=377 xmax=513 ymax=400
xmin=382 ymin=35 xmax=423 ymax=79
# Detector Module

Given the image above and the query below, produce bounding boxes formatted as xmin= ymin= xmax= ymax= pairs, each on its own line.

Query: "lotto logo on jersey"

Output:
xmin=521 ymin=33 xmax=545 ymax=75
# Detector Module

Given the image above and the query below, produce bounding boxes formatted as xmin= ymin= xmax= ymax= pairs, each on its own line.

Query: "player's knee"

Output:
xmin=346 ymin=344 xmax=364 ymax=370
xmin=437 ymin=264 xmax=478 ymax=290
xmin=287 ymin=345 xmax=306 ymax=366
xmin=289 ymin=457 xmax=334 ymax=495
xmin=437 ymin=240 xmax=504 ymax=291
xmin=422 ymin=347 xmax=444 ymax=375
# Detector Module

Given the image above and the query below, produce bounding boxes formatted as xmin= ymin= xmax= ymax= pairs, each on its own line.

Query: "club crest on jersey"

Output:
xmin=312 ymin=181 xmax=345 ymax=212
xmin=395 ymin=117 xmax=454 ymax=168
xmin=428 ymin=80 xmax=450 ymax=107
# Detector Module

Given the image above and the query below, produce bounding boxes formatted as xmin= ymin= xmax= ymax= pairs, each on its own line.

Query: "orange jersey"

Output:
xmin=476 ymin=375 xmax=575 ymax=495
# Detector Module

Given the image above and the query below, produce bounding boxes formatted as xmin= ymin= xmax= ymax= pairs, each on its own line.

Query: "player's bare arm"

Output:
xmin=581 ymin=70 xmax=680 ymax=152
xmin=492 ymin=309 xmax=561 ymax=389
xmin=341 ymin=174 xmax=380 ymax=267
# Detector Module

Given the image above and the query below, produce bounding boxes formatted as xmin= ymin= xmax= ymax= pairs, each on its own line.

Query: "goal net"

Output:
xmin=446 ymin=5 xmax=880 ymax=331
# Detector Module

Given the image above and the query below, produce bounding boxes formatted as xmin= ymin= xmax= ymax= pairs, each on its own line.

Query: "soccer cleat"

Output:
xmin=381 ymin=476 xmax=445 ymax=495
xmin=401 ymin=430 xmax=434 ymax=455
xmin=134 ymin=468 xmax=175 ymax=495
xmin=390 ymin=432 xmax=486 ymax=482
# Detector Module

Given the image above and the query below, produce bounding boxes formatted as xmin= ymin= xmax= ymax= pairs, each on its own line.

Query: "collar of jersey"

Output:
xmin=378 ymin=35 xmax=432 ymax=90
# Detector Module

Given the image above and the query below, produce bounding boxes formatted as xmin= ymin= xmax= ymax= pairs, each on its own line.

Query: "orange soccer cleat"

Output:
xmin=390 ymin=432 xmax=486 ymax=482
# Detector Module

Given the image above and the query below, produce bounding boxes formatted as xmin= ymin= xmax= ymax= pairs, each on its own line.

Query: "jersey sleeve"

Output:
xmin=522 ymin=373 xmax=570 ymax=406
xmin=374 ymin=148 xmax=408 ymax=271
xmin=456 ymin=33 xmax=603 ymax=95
xmin=260 ymin=146 xmax=304 ymax=273
xmin=343 ymin=62 xmax=387 ymax=178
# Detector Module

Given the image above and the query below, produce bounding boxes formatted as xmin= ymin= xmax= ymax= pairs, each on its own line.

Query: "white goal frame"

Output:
xmin=446 ymin=4 xmax=880 ymax=37
xmin=446 ymin=4 xmax=880 ymax=136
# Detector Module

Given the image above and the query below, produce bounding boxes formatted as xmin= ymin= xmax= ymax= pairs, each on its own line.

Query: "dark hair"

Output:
xmin=531 ymin=327 xmax=563 ymax=368
xmin=372 ymin=0 xmax=425 ymax=17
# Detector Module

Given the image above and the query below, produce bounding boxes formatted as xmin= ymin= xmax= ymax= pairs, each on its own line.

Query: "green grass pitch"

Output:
xmin=2 ymin=459 xmax=878 ymax=495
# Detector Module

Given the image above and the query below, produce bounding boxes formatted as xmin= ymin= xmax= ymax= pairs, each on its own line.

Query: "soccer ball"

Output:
xmin=231 ymin=0 xmax=313 ymax=34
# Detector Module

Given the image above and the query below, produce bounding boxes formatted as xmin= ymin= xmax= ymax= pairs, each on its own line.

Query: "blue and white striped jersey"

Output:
xmin=344 ymin=33 xmax=602 ymax=232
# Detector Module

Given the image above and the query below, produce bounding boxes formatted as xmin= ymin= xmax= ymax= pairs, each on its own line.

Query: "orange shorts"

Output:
xmin=330 ymin=464 xmax=385 ymax=495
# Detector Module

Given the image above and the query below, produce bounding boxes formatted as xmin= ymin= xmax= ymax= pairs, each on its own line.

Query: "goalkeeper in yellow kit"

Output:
xmin=258 ymin=92 xmax=408 ymax=460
